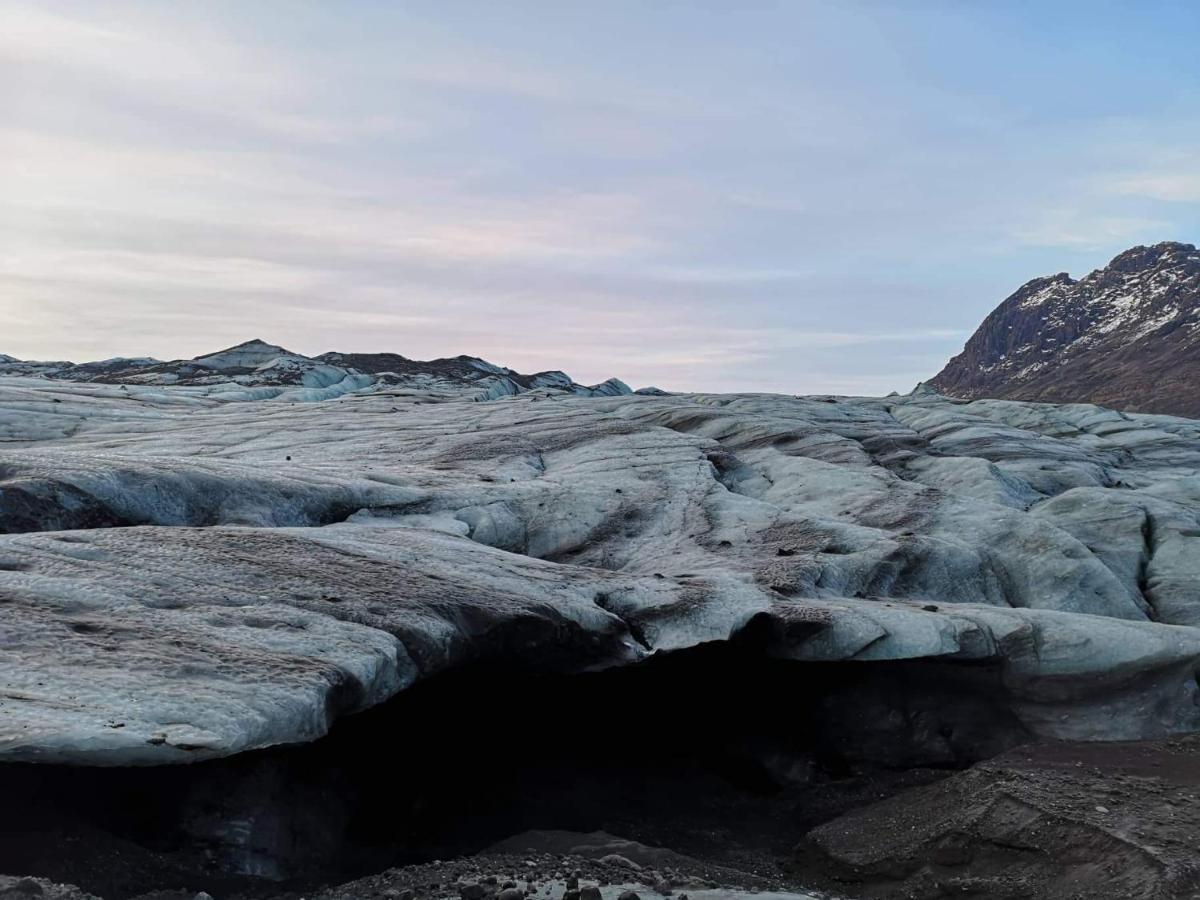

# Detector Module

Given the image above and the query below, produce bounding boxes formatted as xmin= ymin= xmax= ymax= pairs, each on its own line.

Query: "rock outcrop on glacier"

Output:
xmin=3 ymin=366 xmax=1200 ymax=767
xmin=931 ymin=241 xmax=1200 ymax=416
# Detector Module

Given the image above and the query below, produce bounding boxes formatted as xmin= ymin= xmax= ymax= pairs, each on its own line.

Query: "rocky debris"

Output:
xmin=600 ymin=860 xmax=640 ymax=873
xmin=0 ymin=876 xmax=99 ymax=900
xmin=296 ymin=844 xmax=809 ymax=900
xmin=795 ymin=735 xmax=1200 ymax=899
xmin=486 ymin=834 xmax=726 ymax=879
xmin=3 ymin=378 xmax=1200 ymax=763
xmin=930 ymin=241 xmax=1200 ymax=416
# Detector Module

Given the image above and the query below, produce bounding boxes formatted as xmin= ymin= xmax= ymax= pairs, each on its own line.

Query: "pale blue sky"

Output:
xmin=1 ymin=1 xmax=1197 ymax=391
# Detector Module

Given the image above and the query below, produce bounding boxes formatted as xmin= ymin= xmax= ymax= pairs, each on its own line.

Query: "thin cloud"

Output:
xmin=1011 ymin=212 xmax=1170 ymax=250
xmin=1 ymin=2 xmax=1197 ymax=394
xmin=1112 ymin=172 xmax=1200 ymax=203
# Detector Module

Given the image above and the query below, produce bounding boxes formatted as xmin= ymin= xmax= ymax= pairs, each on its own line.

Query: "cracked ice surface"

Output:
xmin=3 ymin=376 xmax=1200 ymax=764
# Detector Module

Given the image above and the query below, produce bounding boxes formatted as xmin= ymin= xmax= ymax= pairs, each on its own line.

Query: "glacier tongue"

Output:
xmin=3 ymin=376 xmax=1200 ymax=765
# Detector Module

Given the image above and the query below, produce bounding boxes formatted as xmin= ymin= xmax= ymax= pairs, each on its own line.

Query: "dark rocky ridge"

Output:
xmin=0 ymin=339 xmax=633 ymax=399
xmin=930 ymin=242 xmax=1200 ymax=416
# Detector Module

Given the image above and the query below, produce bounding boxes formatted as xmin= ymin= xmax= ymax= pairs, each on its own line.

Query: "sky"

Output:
xmin=1 ymin=1 xmax=1198 ymax=393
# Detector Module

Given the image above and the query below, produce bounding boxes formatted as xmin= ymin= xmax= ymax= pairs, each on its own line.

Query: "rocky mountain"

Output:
xmin=0 ymin=338 xmax=635 ymax=401
xmin=930 ymin=241 xmax=1200 ymax=416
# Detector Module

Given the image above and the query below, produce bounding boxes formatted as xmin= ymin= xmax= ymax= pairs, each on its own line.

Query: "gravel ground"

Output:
xmin=285 ymin=844 xmax=834 ymax=900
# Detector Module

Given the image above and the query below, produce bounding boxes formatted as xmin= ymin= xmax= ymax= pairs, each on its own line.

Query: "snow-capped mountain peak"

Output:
xmin=930 ymin=241 xmax=1200 ymax=416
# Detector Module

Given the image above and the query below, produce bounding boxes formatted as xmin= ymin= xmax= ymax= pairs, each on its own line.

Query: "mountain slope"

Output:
xmin=0 ymin=339 xmax=635 ymax=402
xmin=930 ymin=242 xmax=1200 ymax=417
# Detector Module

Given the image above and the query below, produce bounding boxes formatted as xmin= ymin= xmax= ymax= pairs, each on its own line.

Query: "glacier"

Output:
xmin=3 ymin=371 xmax=1200 ymax=766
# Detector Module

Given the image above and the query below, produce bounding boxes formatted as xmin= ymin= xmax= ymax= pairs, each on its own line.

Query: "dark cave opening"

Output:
xmin=0 ymin=642 xmax=1030 ymax=899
